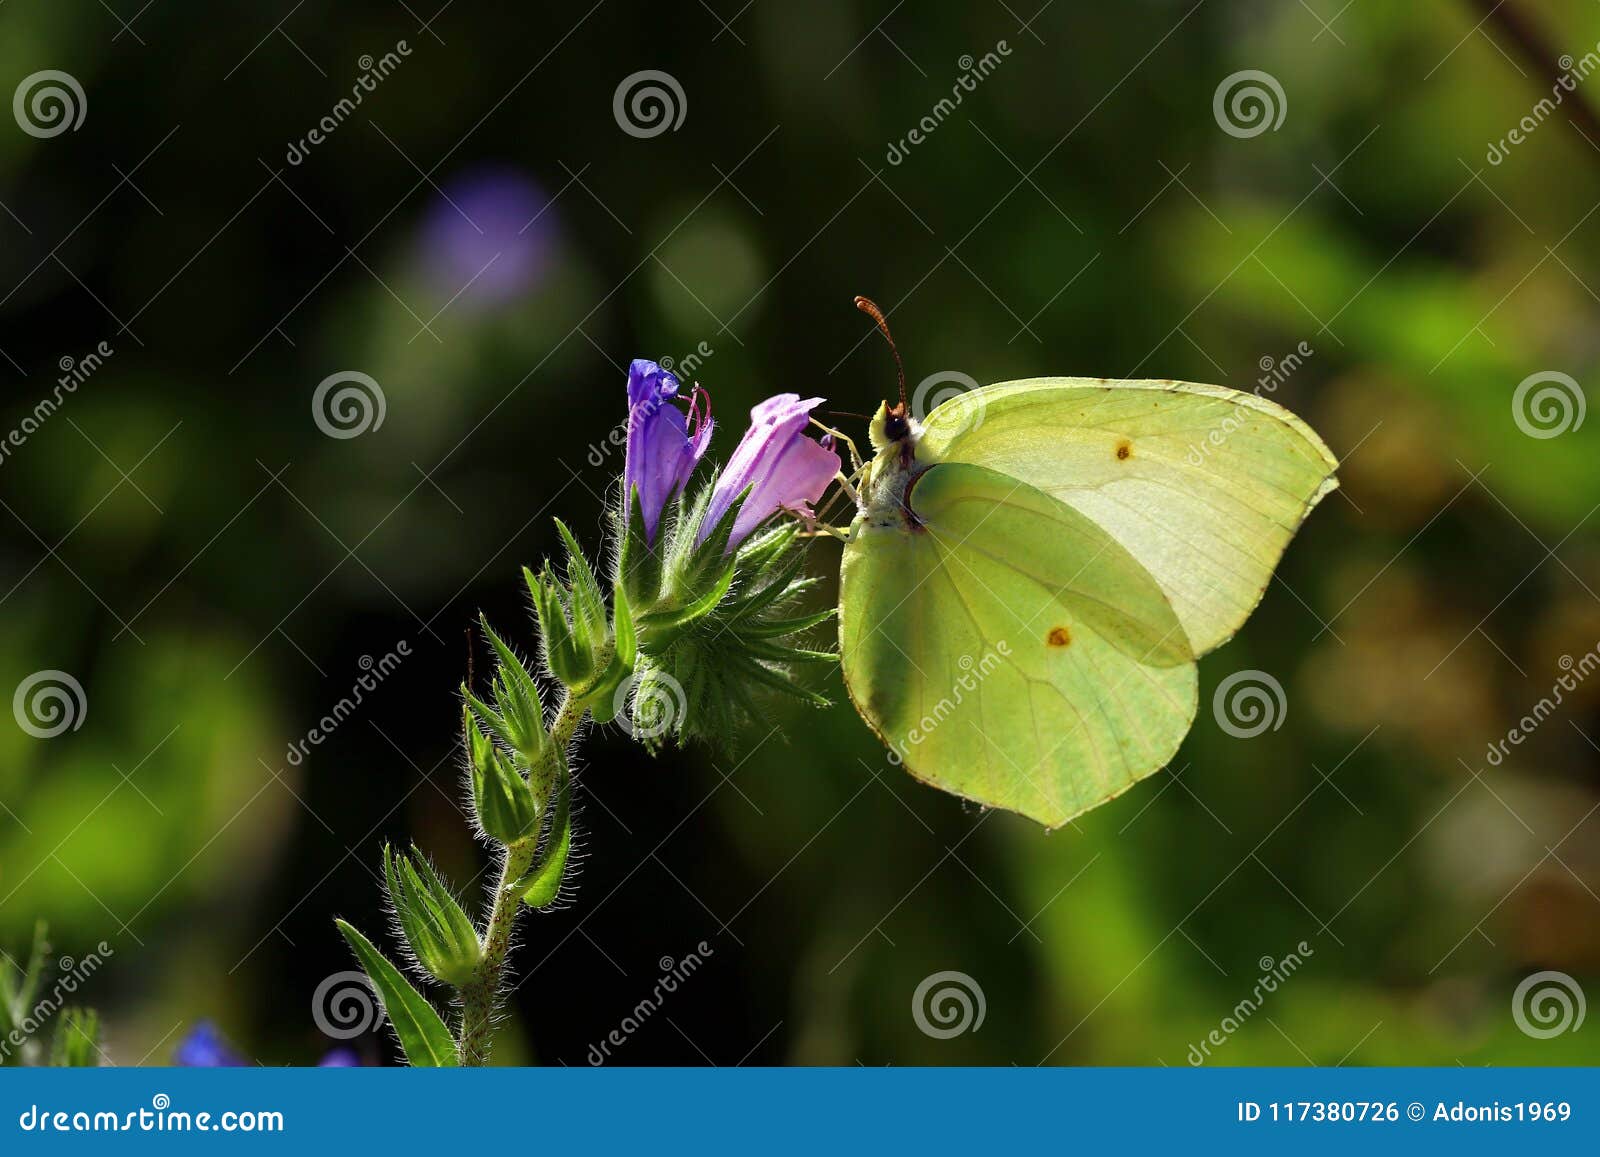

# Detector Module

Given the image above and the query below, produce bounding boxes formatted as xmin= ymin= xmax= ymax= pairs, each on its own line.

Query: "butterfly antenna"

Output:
xmin=854 ymin=295 xmax=906 ymax=407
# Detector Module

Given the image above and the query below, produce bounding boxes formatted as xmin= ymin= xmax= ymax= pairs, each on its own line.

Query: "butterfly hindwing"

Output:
xmin=839 ymin=462 xmax=1197 ymax=828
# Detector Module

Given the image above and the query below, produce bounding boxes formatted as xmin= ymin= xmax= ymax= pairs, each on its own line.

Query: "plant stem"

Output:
xmin=456 ymin=682 xmax=594 ymax=1066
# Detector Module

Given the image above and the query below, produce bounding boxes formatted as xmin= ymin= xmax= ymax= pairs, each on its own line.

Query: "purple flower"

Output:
xmin=700 ymin=394 xmax=840 ymax=550
xmin=624 ymin=359 xmax=713 ymax=543
xmin=415 ymin=165 xmax=557 ymax=309
xmin=174 ymin=1020 xmax=246 ymax=1067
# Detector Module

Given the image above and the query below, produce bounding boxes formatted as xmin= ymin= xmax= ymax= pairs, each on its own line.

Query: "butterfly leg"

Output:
xmin=809 ymin=419 xmax=865 ymax=474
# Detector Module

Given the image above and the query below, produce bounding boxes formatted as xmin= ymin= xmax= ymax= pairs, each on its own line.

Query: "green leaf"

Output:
xmin=335 ymin=920 xmax=459 ymax=1067
xmin=516 ymin=771 xmax=572 ymax=910
xmin=49 ymin=1008 xmax=100 ymax=1067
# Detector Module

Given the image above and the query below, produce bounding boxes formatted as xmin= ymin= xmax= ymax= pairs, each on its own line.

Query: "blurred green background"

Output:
xmin=2 ymin=0 xmax=1598 ymax=1065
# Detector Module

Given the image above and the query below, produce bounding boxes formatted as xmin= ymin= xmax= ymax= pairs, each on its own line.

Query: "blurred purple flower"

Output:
xmin=174 ymin=1020 xmax=246 ymax=1067
xmin=174 ymin=1020 xmax=365 ymax=1067
xmin=700 ymin=394 xmax=840 ymax=550
xmin=624 ymin=358 xmax=712 ymax=543
xmin=416 ymin=165 xmax=556 ymax=308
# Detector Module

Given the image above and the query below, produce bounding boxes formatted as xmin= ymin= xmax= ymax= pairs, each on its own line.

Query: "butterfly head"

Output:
xmin=868 ymin=398 xmax=918 ymax=453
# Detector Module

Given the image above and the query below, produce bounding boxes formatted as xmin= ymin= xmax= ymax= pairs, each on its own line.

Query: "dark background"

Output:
xmin=2 ymin=0 xmax=1598 ymax=1065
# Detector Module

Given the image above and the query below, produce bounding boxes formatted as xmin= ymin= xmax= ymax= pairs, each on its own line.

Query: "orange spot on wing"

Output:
xmin=1115 ymin=439 xmax=1132 ymax=460
xmin=1047 ymin=626 xmax=1071 ymax=647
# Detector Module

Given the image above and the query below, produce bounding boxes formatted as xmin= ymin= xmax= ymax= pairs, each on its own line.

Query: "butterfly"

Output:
xmin=832 ymin=299 xmax=1338 ymax=828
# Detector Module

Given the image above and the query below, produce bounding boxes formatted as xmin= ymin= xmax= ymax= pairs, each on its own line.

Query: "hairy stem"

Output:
xmin=456 ymin=676 xmax=596 ymax=1066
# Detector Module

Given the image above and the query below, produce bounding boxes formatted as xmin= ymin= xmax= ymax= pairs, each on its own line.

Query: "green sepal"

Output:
xmin=477 ymin=618 xmax=548 ymax=760
xmin=335 ymin=920 xmax=459 ymax=1067
xmin=637 ymin=561 xmax=736 ymax=648
xmin=585 ymin=583 xmax=637 ymax=725
xmin=736 ymin=606 xmax=837 ymax=639
xmin=616 ymin=486 xmax=663 ymax=611
xmin=464 ymin=707 xmax=541 ymax=844
xmin=48 ymin=1008 xmax=99 ymax=1067
xmin=515 ymin=770 xmax=572 ymax=910
xmin=529 ymin=563 xmax=592 ymax=687
xmin=555 ymin=519 xmax=609 ymax=648
xmin=383 ymin=844 xmax=481 ymax=987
